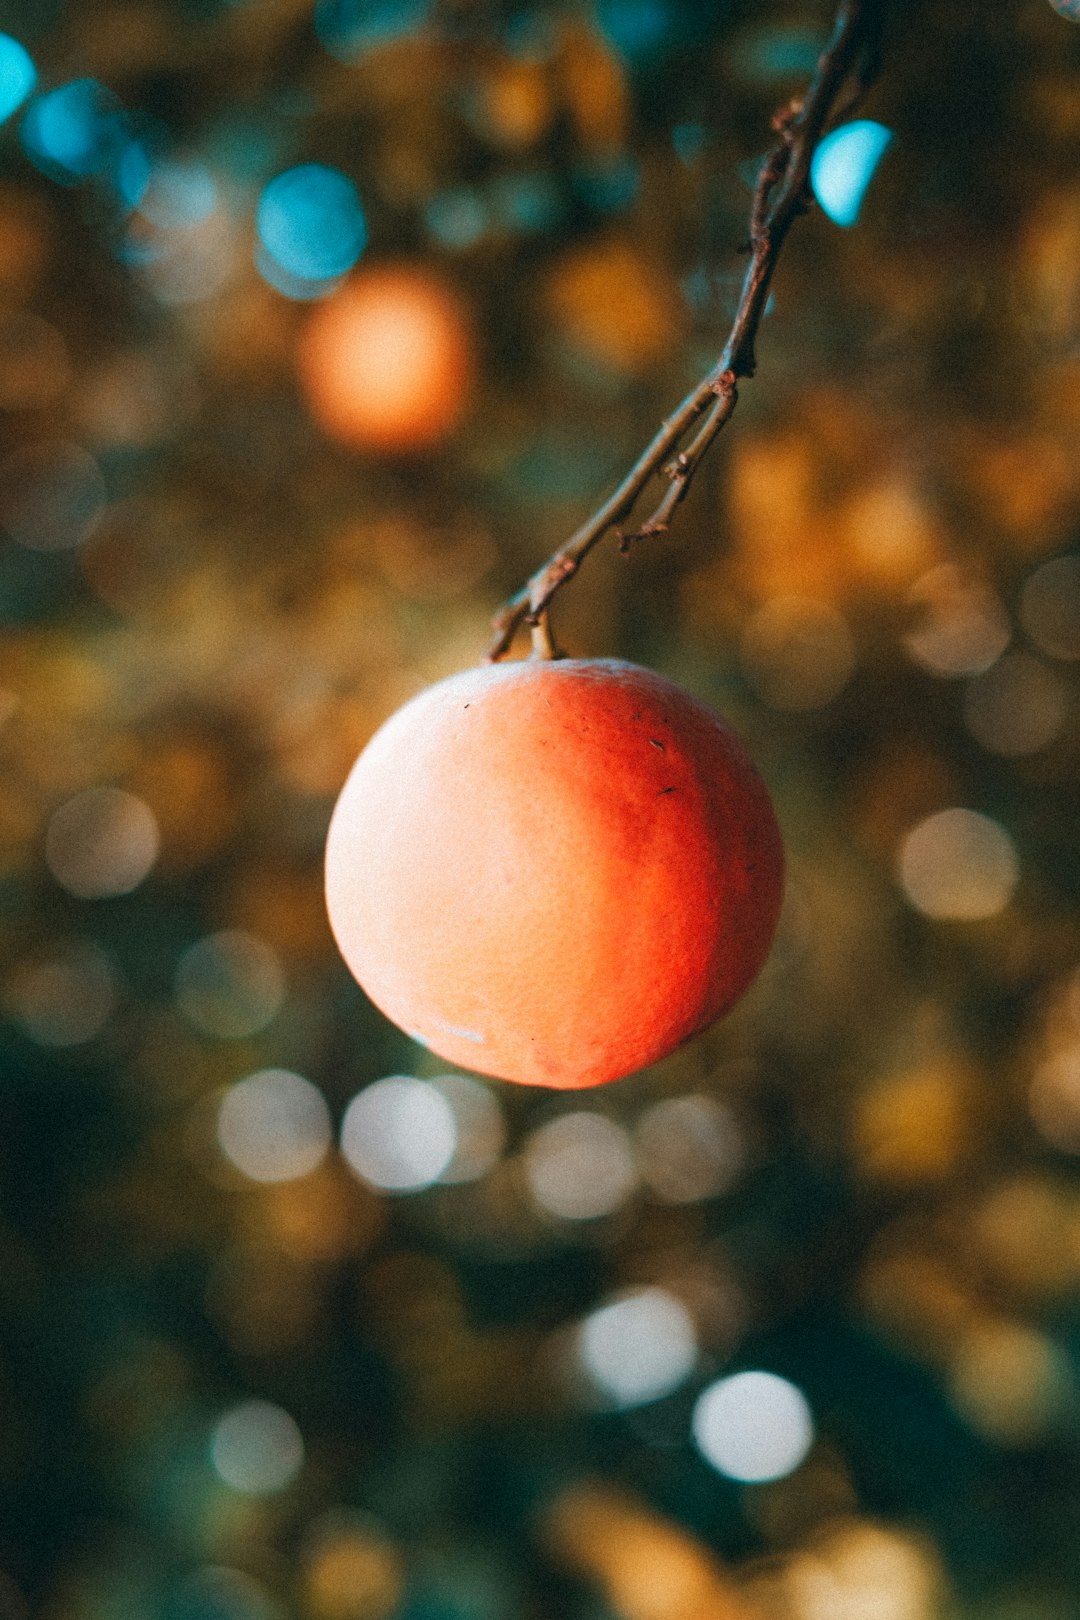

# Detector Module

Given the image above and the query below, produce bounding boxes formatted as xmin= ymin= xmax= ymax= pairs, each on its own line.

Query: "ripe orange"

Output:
xmin=297 ymin=264 xmax=472 ymax=454
xmin=325 ymin=658 xmax=784 ymax=1089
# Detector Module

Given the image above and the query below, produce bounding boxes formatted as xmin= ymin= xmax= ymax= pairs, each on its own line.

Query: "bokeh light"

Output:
xmin=574 ymin=154 xmax=640 ymax=214
xmin=810 ymin=119 xmax=893 ymax=227
xmin=904 ymin=565 xmax=1011 ymax=677
xmin=210 ymin=1398 xmax=304 ymax=1494
xmin=855 ymin=1061 xmax=974 ymax=1186
xmin=297 ymin=265 xmax=472 ymax=451
xmin=134 ymin=213 xmax=236 ymax=306
xmin=672 ymin=123 xmax=706 ymax=165
xmin=596 ymin=0 xmax=670 ymax=59
xmin=786 ymin=1522 xmax=942 ymax=1620
xmin=217 ymin=1069 xmax=332 ymax=1184
xmin=315 ymin=0 xmax=434 ymax=62
xmin=731 ymin=25 xmax=824 ymax=83
xmin=3 ymin=939 xmax=116 ymax=1047
xmin=544 ymin=238 xmax=673 ymax=374
xmin=489 ymin=171 xmax=561 ymax=235
xmin=739 ymin=595 xmax=856 ymax=710
xmin=114 ymin=141 xmax=150 ymax=211
xmin=256 ymin=165 xmax=366 ymax=286
xmin=45 ymin=788 xmax=159 ymax=899
xmin=253 ymin=248 xmax=344 ymax=302
xmin=1019 ymin=555 xmax=1080 ymax=660
xmin=522 ymin=1112 xmax=637 ymax=1221
xmin=634 ymin=1094 xmax=745 ymax=1203
xmin=431 ymin=1074 xmax=506 ymax=1184
xmin=423 ymin=188 xmax=489 ymax=250
xmin=21 ymin=79 xmax=126 ymax=183
xmin=947 ymin=1319 xmax=1072 ymax=1443
xmin=0 ymin=442 xmax=106 ymax=551
xmin=578 ymin=1286 xmax=697 ymax=1407
xmin=135 ymin=158 xmax=218 ymax=230
xmin=0 ymin=36 xmax=36 ymax=125
xmin=174 ymin=931 xmax=285 ymax=1039
xmin=962 ymin=652 xmax=1068 ymax=755
xmin=969 ymin=1173 xmax=1080 ymax=1303
xmin=544 ymin=1483 xmax=742 ymax=1620
xmin=1030 ymin=1045 xmax=1080 ymax=1151
xmin=897 ymin=808 xmax=1019 ymax=921
xmin=692 ymin=1370 xmax=814 ymax=1482
xmin=303 ymin=1517 xmax=405 ymax=1620
xmin=340 ymin=1076 xmax=456 ymax=1192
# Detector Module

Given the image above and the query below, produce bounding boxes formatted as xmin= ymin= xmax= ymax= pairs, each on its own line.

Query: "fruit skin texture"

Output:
xmin=325 ymin=659 xmax=784 ymax=1089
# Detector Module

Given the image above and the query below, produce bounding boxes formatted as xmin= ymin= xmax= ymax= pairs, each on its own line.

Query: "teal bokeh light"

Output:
xmin=315 ymin=0 xmax=433 ymax=61
xmin=596 ymin=0 xmax=670 ymax=57
xmin=0 ymin=34 xmax=36 ymax=124
xmin=489 ymin=171 xmax=560 ymax=235
xmin=810 ymin=119 xmax=893 ymax=228
xmin=424 ymin=188 xmax=488 ymax=250
xmin=256 ymin=164 xmax=366 ymax=285
xmin=21 ymin=78 xmax=127 ymax=182
xmin=731 ymin=25 xmax=824 ymax=83
xmin=138 ymin=159 xmax=218 ymax=230
xmin=574 ymin=154 xmax=639 ymax=213
xmin=254 ymin=242 xmax=344 ymax=301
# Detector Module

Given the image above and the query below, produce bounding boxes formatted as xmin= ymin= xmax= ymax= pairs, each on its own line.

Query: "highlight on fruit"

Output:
xmin=325 ymin=657 xmax=784 ymax=1090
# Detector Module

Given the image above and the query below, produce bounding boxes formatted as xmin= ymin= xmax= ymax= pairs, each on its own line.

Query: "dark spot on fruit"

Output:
xmin=650 ymin=739 xmax=665 ymax=751
xmin=658 ymin=786 xmax=675 ymax=795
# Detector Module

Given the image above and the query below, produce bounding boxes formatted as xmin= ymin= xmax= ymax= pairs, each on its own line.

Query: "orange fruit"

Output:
xmin=325 ymin=658 xmax=784 ymax=1089
xmin=297 ymin=264 xmax=471 ymax=453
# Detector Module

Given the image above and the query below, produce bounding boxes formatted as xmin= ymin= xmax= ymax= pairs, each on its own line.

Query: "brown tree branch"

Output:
xmin=487 ymin=0 xmax=881 ymax=663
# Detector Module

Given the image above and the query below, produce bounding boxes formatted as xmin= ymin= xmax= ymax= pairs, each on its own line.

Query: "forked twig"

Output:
xmin=487 ymin=0 xmax=881 ymax=662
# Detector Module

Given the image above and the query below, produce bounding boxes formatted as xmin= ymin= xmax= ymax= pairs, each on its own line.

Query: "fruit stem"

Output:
xmin=529 ymin=606 xmax=563 ymax=661
xmin=486 ymin=0 xmax=882 ymax=664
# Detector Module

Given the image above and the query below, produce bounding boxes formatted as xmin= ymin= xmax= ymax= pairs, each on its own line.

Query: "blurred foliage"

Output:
xmin=1 ymin=1 xmax=1080 ymax=1618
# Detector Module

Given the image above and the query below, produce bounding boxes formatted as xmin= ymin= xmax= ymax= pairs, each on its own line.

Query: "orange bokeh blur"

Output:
xmin=297 ymin=264 xmax=472 ymax=453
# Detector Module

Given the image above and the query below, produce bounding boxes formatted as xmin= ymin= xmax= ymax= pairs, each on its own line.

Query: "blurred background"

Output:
xmin=1 ymin=0 xmax=1079 ymax=1616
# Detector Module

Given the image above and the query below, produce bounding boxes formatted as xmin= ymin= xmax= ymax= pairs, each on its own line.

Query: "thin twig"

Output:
xmin=487 ymin=0 xmax=881 ymax=662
